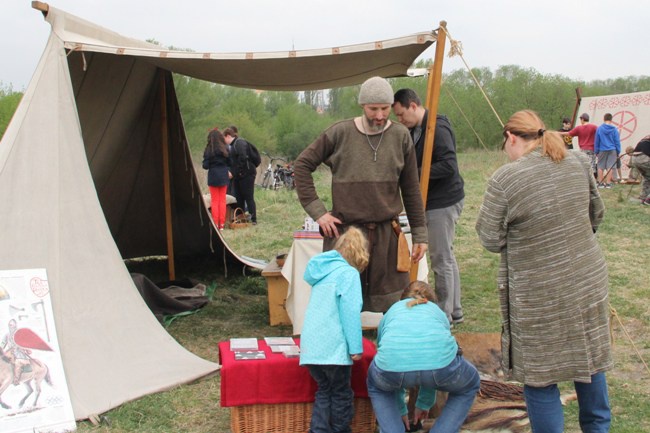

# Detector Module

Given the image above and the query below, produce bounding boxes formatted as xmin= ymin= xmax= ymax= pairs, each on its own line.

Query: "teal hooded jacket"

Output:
xmin=299 ymin=250 xmax=363 ymax=366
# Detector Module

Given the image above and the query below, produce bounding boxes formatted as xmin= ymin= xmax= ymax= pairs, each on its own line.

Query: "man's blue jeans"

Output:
xmin=524 ymin=372 xmax=611 ymax=433
xmin=367 ymin=355 xmax=480 ymax=433
xmin=307 ymin=364 xmax=354 ymax=433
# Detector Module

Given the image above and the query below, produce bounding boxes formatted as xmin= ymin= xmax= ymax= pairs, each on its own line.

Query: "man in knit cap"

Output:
xmin=294 ymin=76 xmax=428 ymax=312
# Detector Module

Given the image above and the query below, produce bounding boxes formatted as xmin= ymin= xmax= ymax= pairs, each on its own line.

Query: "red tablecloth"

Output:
xmin=219 ymin=338 xmax=376 ymax=407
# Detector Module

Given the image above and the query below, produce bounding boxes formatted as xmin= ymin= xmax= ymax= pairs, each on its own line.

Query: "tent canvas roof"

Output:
xmin=0 ymin=3 xmax=437 ymax=420
xmin=46 ymin=3 xmax=436 ymax=90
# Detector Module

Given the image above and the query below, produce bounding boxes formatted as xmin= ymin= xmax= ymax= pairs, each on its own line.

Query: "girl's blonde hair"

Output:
xmin=401 ymin=280 xmax=437 ymax=307
xmin=334 ymin=226 xmax=369 ymax=272
xmin=504 ymin=110 xmax=566 ymax=162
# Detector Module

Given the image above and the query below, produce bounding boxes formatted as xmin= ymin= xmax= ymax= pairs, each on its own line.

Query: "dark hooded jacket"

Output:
xmin=411 ymin=111 xmax=464 ymax=209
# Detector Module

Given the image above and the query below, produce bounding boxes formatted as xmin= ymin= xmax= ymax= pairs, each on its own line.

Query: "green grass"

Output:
xmin=76 ymin=149 xmax=649 ymax=433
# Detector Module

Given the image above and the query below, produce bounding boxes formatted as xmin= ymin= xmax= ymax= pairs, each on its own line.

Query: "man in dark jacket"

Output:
xmin=224 ymin=126 xmax=257 ymax=224
xmin=393 ymin=88 xmax=465 ymax=325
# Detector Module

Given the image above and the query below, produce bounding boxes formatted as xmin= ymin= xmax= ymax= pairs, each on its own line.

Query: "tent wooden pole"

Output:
xmin=160 ymin=73 xmax=176 ymax=280
xmin=31 ymin=1 xmax=49 ymax=14
xmin=409 ymin=21 xmax=448 ymax=282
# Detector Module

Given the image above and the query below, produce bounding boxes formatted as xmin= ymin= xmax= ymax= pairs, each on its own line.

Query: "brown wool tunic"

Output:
xmin=476 ymin=149 xmax=612 ymax=386
xmin=294 ymin=119 xmax=427 ymax=312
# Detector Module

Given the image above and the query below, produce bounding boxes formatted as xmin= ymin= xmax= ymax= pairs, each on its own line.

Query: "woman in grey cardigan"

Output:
xmin=476 ymin=110 xmax=612 ymax=433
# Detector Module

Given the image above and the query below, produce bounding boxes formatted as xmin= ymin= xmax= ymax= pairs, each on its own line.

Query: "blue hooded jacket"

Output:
xmin=595 ymin=123 xmax=621 ymax=154
xmin=299 ymin=250 xmax=363 ymax=366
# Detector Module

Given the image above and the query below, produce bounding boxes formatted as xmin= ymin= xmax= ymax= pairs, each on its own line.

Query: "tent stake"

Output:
xmin=160 ymin=73 xmax=176 ymax=280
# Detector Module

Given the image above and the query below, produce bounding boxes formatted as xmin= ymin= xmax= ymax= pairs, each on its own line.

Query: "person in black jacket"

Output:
xmin=224 ymin=126 xmax=257 ymax=224
xmin=393 ymin=88 xmax=465 ymax=325
xmin=202 ymin=128 xmax=231 ymax=230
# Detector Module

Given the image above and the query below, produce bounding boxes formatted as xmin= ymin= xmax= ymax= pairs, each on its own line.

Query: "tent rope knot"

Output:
xmin=448 ymin=39 xmax=463 ymax=58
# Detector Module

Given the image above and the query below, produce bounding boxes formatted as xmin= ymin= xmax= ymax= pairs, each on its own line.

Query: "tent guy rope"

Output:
xmin=443 ymin=27 xmax=505 ymax=129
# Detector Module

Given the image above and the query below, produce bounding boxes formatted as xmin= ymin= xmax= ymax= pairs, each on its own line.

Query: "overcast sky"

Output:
xmin=2 ymin=0 xmax=647 ymax=91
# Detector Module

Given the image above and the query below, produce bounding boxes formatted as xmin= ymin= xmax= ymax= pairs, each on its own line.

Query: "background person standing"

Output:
xmin=392 ymin=88 xmax=465 ymax=325
xmin=294 ymin=76 xmax=428 ymax=313
xmin=562 ymin=113 xmax=598 ymax=177
xmin=559 ymin=117 xmax=574 ymax=149
xmin=594 ymin=113 xmax=621 ymax=188
xmin=224 ymin=126 xmax=258 ymax=224
xmin=476 ymin=110 xmax=612 ymax=433
xmin=629 ymin=134 xmax=650 ymax=205
xmin=202 ymin=128 xmax=231 ymax=230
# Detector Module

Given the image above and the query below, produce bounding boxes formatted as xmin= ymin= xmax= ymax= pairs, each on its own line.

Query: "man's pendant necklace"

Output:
xmin=362 ymin=121 xmax=385 ymax=162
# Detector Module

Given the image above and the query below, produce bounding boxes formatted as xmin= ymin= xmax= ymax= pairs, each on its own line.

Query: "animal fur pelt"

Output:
xmin=432 ymin=333 xmax=530 ymax=433
xmin=424 ymin=334 xmax=577 ymax=432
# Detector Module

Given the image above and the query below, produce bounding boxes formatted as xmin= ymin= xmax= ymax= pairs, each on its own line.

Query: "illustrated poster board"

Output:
xmin=0 ymin=269 xmax=76 ymax=433
xmin=576 ymin=90 xmax=650 ymax=178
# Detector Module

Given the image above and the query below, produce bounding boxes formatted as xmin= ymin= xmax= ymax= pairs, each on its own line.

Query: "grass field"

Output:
xmin=76 ymin=149 xmax=649 ymax=433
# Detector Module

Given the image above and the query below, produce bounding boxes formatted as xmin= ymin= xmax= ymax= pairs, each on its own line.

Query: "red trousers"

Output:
xmin=209 ymin=185 xmax=228 ymax=229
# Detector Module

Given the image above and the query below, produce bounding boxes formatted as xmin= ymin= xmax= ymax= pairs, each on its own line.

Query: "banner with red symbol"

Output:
xmin=577 ymin=90 xmax=650 ymax=178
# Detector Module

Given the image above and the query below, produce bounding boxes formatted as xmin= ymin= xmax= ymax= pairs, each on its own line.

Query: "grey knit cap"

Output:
xmin=358 ymin=76 xmax=394 ymax=105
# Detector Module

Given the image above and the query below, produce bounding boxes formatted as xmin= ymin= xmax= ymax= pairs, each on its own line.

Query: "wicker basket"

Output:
xmin=229 ymin=207 xmax=251 ymax=229
xmin=230 ymin=398 xmax=375 ymax=433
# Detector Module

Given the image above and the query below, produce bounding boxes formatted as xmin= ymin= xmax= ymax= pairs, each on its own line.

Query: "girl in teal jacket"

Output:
xmin=300 ymin=226 xmax=369 ymax=433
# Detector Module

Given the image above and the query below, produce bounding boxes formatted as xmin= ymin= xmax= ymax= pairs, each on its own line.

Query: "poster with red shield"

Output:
xmin=0 ymin=269 xmax=75 ymax=433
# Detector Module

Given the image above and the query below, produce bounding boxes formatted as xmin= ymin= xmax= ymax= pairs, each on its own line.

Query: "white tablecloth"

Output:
xmin=281 ymin=234 xmax=429 ymax=335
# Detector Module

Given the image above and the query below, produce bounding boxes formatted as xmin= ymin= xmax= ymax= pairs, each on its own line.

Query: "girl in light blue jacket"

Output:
xmin=300 ymin=226 xmax=369 ymax=433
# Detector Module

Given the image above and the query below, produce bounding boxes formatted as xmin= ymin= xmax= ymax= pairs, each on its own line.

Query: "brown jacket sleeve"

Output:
xmin=399 ymin=136 xmax=428 ymax=244
xmin=293 ymin=132 xmax=334 ymax=221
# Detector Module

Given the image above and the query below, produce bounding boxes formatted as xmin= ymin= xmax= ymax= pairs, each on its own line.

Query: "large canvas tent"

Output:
xmin=0 ymin=2 xmax=437 ymax=420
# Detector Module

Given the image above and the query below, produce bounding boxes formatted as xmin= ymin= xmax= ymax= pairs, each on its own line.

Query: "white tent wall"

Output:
xmin=0 ymin=34 xmax=219 ymax=419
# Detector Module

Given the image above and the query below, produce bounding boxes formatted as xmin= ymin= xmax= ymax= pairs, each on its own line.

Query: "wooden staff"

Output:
xmin=570 ymin=87 xmax=582 ymax=126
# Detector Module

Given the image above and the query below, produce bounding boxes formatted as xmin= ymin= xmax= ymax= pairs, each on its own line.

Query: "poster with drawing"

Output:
xmin=0 ymin=269 xmax=75 ymax=433
xmin=577 ymin=90 xmax=650 ymax=179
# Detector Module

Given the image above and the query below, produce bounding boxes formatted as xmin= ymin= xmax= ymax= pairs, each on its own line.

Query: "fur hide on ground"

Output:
xmin=431 ymin=333 xmax=530 ymax=433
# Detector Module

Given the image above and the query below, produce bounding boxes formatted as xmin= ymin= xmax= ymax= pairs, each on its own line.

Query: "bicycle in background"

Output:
xmin=259 ymin=154 xmax=294 ymax=190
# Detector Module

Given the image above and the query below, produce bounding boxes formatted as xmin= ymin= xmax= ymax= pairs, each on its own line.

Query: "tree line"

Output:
xmin=2 ymin=65 xmax=649 ymax=161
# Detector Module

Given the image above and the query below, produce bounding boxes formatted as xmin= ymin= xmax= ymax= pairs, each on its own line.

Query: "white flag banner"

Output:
xmin=577 ymin=90 xmax=650 ymax=178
